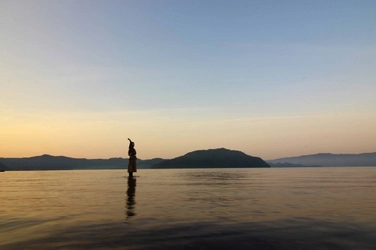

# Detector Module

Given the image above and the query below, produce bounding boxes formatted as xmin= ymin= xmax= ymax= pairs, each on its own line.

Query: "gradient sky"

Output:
xmin=1 ymin=0 xmax=375 ymax=160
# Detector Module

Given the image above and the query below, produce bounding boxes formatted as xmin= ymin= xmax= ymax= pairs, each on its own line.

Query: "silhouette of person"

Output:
xmin=125 ymin=176 xmax=137 ymax=219
xmin=127 ymin=138 xmax=137 ymax=177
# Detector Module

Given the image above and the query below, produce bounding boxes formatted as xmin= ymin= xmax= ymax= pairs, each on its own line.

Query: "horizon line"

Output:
xmin=1 ymin=149 xmax=375 ymax=161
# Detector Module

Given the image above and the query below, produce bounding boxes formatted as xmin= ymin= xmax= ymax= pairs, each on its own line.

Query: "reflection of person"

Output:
xmin=127 ymin=138 xmax=137 ymax=177
xmin=126 ymin=176 xmax=137 ymax=219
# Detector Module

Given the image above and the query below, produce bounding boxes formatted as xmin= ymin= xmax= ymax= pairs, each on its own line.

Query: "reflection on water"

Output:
xmin=125 ymin=176 xmax=136 ymax=219
xmin=182 ymin=170 xmax=248 ymax=182
xmin=1 ymin=168 xmax=376 ymax=249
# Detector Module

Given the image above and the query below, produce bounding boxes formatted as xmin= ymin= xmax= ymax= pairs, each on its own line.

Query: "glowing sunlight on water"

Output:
xmin=1 ymin=168 xmax=376 ymax=249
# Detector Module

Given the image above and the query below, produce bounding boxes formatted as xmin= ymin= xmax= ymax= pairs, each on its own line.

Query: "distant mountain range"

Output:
xmin=1 ymin=150 xmax=375 ymax=171
xmin=0 ymin=154 xmax=163 ymax=171
xmin=268 ymin=152 xmax=376 ymax=167
xmin=0 ymin=149 xmax=269 ymax=170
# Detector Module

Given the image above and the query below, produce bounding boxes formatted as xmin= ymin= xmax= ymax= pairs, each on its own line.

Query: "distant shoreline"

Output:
xmin=1 ymin=150 xmax=375 ymax=171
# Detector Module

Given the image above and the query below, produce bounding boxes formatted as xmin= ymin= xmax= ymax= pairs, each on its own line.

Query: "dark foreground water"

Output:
xmin=1 ymin=167 xmax=376 ymax=250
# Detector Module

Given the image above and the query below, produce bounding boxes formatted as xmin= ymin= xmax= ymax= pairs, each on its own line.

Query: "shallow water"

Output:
xmin=1 ymin=167 xmax=376 ymax=249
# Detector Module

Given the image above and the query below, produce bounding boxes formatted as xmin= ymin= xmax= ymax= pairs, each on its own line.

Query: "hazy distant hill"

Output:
xmin=269 ymin=152 xmax=376 ymax=167
xmin=152 ymin=148 xmax=270 ymax=169
xmin=0 ymin=155 xmax=164 ymax=170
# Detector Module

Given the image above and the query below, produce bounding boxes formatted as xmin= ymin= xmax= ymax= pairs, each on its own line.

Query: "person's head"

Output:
xmin=130 ymin=142 xmax=135 ymax=148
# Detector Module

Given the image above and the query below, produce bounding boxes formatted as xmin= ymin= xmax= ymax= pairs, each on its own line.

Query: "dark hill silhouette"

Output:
xmin=138 ymin=158 xmax=164 ymax=168
xmin=152 ymin=148 xmax=270 ymax=169
xmin=0 ymin=155 xmax=164 ymax=170
xmin=2 ymin=151 xmax=374 ymax=170
xmin=0 ymin=162 xmax=9 ymax=171
xmin=269 ymin=152 xmax=376 ymax=167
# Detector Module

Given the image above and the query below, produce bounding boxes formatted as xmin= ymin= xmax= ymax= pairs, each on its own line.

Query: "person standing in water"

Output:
xmin=127 ymin=138 xmax=137 ymax=177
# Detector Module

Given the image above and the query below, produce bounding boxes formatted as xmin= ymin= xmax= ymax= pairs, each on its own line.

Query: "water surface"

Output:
xmin=1 ymin=167 xmax=376 ymax=249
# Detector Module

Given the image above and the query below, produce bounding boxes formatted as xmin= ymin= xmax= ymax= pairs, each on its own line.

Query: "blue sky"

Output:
xmin=1 ymin=0 xmax=375 ymax=159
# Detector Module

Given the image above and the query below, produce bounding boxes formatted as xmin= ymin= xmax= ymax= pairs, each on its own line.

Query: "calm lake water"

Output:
xmin=1 ymin=167 xmax=376 ymax=250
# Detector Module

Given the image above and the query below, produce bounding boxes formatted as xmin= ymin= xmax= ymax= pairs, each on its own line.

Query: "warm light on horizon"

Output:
xmin=1 ymin=110 xmax=375 ymax=160
xmin=1 ymin=1 xmax=375 ymax=161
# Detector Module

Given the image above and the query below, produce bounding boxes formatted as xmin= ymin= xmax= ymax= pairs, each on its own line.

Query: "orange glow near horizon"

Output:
xmin=1 ymin=1 xmax=375 ymax=160
xmin=1 ymin=111 xmax=375 ymax=160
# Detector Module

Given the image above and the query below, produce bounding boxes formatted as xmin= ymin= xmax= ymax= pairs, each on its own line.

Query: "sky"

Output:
xmin=1 ymin=0 xmax=375 ymax=160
